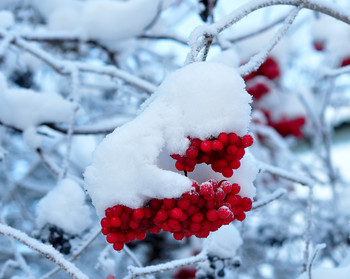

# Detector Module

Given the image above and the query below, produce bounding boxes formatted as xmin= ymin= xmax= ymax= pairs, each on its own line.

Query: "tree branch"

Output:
xmin=0 ymin=223 xmax=89 ymax=279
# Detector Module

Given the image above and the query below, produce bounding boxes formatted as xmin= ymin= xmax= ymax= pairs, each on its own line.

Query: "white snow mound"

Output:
xmin=84 ymin=62 xmax=253 ymax=217
xmin=36 ymin=179 xmax=92 ymax=235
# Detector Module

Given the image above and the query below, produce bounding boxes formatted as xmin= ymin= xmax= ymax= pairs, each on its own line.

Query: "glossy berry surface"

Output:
xmin=101 ymin=180 xmax=252 ymax=251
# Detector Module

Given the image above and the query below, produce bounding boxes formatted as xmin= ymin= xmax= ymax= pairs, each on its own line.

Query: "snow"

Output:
xmin=210 ymin=49 xmax=239 ymax=68
xmin=205 ymin=224 xmax=242 ymax=258
xmin=31 ymin=0 xmax=161 ymax=45
xmin=0 ymin=10 xmax=14 ymax=29
xmin=0 ymin=73 xmax=74 ymax=130
xmin=36 ymin=179 xmax=92 ymax=235
xmin=84 ymin=62 xmax=254 ymax=217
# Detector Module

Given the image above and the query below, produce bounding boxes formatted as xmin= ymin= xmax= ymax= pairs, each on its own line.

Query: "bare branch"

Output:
xmin=307 ymin=243 xmax=326 ymax=279
xmin=252 ymin=188 xmax=287 ymax=210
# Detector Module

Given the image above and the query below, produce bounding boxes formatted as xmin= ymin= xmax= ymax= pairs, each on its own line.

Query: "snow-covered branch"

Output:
xmin=258 ymin=161 xmax=314 ymax=186
xmin=0 ymin=223 xmax=89 ymax=279
xmin=126 ymin=251 xmax=207 ymax=279
xmin=188 ymin=0 xmax=350 ymax=62
xmin=238 ymin=5 xmax=302 ymax=76
xmin=252 ymin=188 xmax=287 ymax=210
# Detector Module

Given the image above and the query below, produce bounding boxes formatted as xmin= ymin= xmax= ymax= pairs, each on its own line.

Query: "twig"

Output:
xmin=302 ymin=185 xmax=314 ymax=273
xmin=258 ymin=161 xmax=314 ymax=186
xmin=0 ymin=223 xmax=89 ymax=279
xmin=252 ymin=188 xmax=287 ymax=210
xmin=126 ymin=251 xmax=207 ymax=279
xmin=238 ymin=5 xmax=302 ymax=77
xmin=124 ymin=245 xmax=143 ymax=268
xmin=307 ymin=243 xmax=326 ymax=279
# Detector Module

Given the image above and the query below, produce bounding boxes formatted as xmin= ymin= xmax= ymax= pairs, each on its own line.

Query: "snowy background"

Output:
xmin=0 ymin=0 xmax=350 ymax=279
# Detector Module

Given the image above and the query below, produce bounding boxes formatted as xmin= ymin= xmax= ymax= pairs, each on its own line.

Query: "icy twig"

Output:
xmin=307 ymin=243 xmax=326 ymax=279
xmin=302 ymin=185 xmax=314 ymax=273
xmin=40 ymin=226 xmax=101 ymax=279
xmin=0 ymin=223 xmax=89 ymax=279
xmin=252 ymin=188 xmax=287 ymax=210
xmin=59 ymin=65 xmax=80 ymax=181
xmin=124 ymin=245 xmax=143 ymax=268
xmin=0 ymin=32 xmax=14 ymax=56
xmin=258 ymin=161 xmax=314 ymax=186
xmin=125 ymin=251 xmax=207 ymax=279
xmin=322 ymin=65 xmax=350 ymax=77
xmin=0 ymin=260 xmax=19 ymax=279
xmin=238 ymin=5 xmax=302 ymax=76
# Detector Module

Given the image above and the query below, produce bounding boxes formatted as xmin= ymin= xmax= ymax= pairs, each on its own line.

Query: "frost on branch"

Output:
xmin=84 ymin=62 xmax=256 ymax=217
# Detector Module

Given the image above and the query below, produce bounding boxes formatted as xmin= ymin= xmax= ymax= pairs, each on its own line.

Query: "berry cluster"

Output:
xmin=101 ymin=180 xmax=252 ymax=251
xmin=171 ymin=133 xmax=253 ymax=178
xmin=244 ymin=57 xmax=279 ymax=100
xmin=263 ymin=110 xmax=305 ymax=138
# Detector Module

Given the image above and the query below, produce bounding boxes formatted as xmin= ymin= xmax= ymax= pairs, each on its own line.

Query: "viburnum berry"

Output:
xmin=200 ymin=140 xmax=212 ymax=152
xmin=101 ymin=180 xmax=253 ymax=251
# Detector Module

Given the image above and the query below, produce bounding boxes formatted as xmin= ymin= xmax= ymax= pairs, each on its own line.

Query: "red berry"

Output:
xmin=105 ymin=208 xmax=114 ymax=218
xmin=188 ymin=205 xmax=199 ymax=215
xmin=214 ymin=189 xmax=225 ymax=201
xmin=231 ymin=183 xmax=241 ymax=194
xmin=206 ymin=209 xmax=218 ymax=221
xmin=190 ymin=222 xmax=201 ymax=232
xmin=129 ymin=220 xmax=139 ymax=229
xmin=228 ymin=133 xmax=238 ymax=144
xmin=125 ymin=231 xmax=136 ymax=243
xmin=212 ymin=140 xmax=223 ymax=151
xmin=115 ymin=232 xmax=125 ymax=242
xmin=163 ymin=198 xmax=176 ymax=209
xmin=173 ymin=232 xmax=185 ymax=240
xmin=221 ymin=181 xmax=232 ymax=194
xmin=113 ymin=242 xmax=124 ymax=251
xmin=132 ymin=208 xmax=145 ymax=220
xmin=190 ymin=138 xmax=201 ymax=147
xmin=235 ymin=148 xmax=245 ymax=160
xmin=227 ymin=194 xmax=242 ymax=206
xmin=229 ymin=159 xmax=241 ymax=169
xmin=218 ymin=133 xmax=228 ymax=145
xmin=101 ymin=227 xmax=110 ymax=235
xmin=168 ymin=219 xmax=181 ymax=231
xmin=235 ymin=212 xmax=246 ymax=221
xmin=242 ymin=135 xmax=253 ymax=147
xmin=226 ymin=145 xmax=238 ymax=155
xmin=177 ymin=198 xmax=190 ymax=210
xmin=218 ymin=206 xmax=231 ymax=219
xmin=175 ymin=160 xmax=185 ymax=171
xmin=200 ymin=140 xmax=212 ymax=152
xmin=170 ymin=208 xmax=183 ymax=219
xmin=101 ymin=217 xmax=111 ymax=228
xmin=136 ymin=232 xmax=146 ymax=240
xmin=200 ymin=183 xmax=214 ymax=196
xmin=106 ymin=233 xmax=117 ymax=244
xmin=241 ymin=197 xmax=253 ymax=211
xmin=186 ymin=146 xmax=198 ymax=159
xmin=154 ymin=209 xmax=168 ymax=222
xmin=222 ymin=168 xmax=233 ymax=178
xmin=191 ymin=212 xmax=204 ymax=223
xmin=121 ymin=212 xmax=130 ymax=223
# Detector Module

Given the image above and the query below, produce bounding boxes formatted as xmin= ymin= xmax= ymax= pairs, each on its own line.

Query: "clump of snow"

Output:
xmin=0 ymin=73 xmax=74 ymax=130
xmin=36 ymin=179 xmax=92 ymax=235
xmin=31 ymin=0 xmax=161 ymax=46
xmin=22 ymin=126 xmax=43 ymax=149
xmin=205 ymin=224 xmax=242 ymax=258
xmin=0 ymin=10 xmax=14 ymax=29
xmin=84 ymin=62 xmax=254 ymax=217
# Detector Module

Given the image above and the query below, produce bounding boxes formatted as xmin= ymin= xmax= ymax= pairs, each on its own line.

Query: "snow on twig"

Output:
xmin=252 ymin=188 xmax=287 ymax=210
xmin=0 ymin=223 xmax=89 ymax=279
xmin=303 ymin=185 xmax=314 ymax=272
xmin=126 ymin=251 xmax=207 ymax=279
xmin=238 ymin=5 xmax=302 ymax=77
xmin=257 ymin=160 xmax=314 ymax=186
xmin=323 ymin=65 xmax=350 ymax=77
xmin=124 ymin=245 xmax=143 ymax=268
xmin=307 ymin=243 xmax=326 ymax=279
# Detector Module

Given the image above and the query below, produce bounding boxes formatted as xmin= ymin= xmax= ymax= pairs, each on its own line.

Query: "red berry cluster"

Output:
xmin=101 ymin=180 xmax=252 ymax=251
xmin=243 ymin=57 xmax=279 ymax=100
xmin=171 ymin=133 xmax=253 ymax=178
xmin=263 ymin=110 xmax=305 ymax=138
xmin=341 ymin=56 xmax=350 ymax=67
